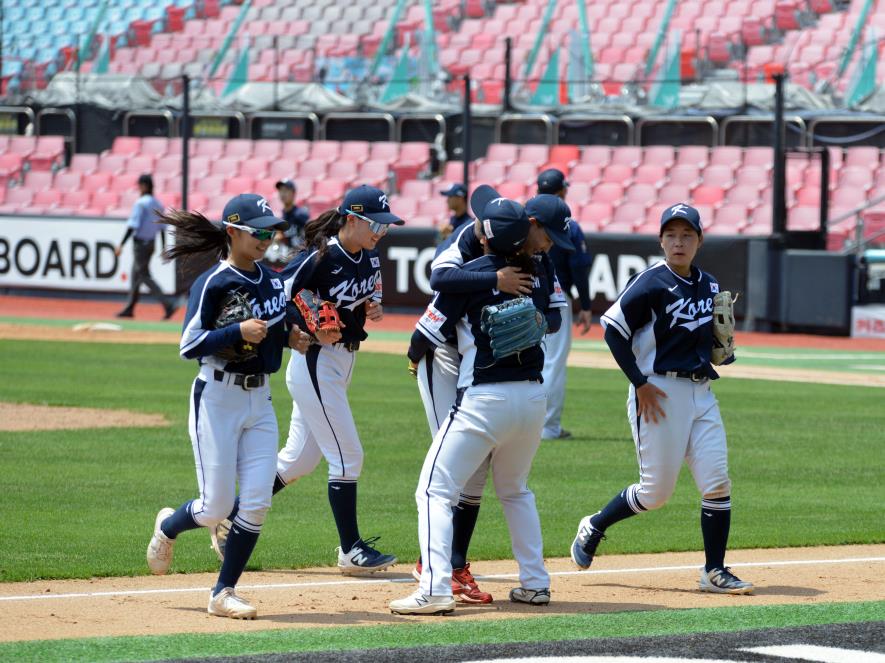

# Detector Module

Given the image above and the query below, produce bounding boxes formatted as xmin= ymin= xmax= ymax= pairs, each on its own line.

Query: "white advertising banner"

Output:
xmin=0 ymin=215 xmax=175 ymax=294
xmin=851 ymin=305 xmax=885 ymax=339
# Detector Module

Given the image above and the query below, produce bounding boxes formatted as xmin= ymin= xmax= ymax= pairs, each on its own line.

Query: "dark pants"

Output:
xmin=124 ymin=239 xmax=172 ymax=312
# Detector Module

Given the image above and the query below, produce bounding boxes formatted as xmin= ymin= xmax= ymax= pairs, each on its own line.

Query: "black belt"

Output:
xmin=656 ymin=370 xmax=708 ymax=382
xmin=214 ymin=370 xmax=266 ymax=390
xmin=334 ymin=340 xmax=360 ymax=352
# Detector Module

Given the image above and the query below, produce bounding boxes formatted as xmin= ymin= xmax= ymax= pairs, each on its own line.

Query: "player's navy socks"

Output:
xmin=590 ymin=488 xmax=638 ymax=532
xmin=161 ymin=501 xmax=200 ymax=539
xmin=328 ymin=481 xmax=360 ymax=552
xmin=701 ymin=496 xmax=731 ymax=571
xmin=213 ymin=523 xmax=260 ymax=596
xmin=224 ymin=475 xmax=285 ymax=522
xmin=450 ymin=500 xmax=481 ymax=570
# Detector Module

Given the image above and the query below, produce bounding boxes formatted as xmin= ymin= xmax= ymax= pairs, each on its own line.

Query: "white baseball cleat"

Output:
xmin=509 ymin=587 xmax=551 ymax=605
xmin=389 ymin=591 xmax=455 ymax=615
xmin=146 ymin=507 xmax=176 ymax=575
xmin=336 ymin=537 xmax=397 ymax=576
xmin=699 ymin=566 xmax=754 ymax=594
xmin=207 ymin=587 xmax=257 ymax=619
xmin=210 ymin=518 xmax=232 ymax=562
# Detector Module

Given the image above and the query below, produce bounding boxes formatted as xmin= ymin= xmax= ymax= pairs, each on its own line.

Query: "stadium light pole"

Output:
xmin=181 ymin=74 xmax=190 ymax=211
xmin=462 ymin=74 xmax=471 ymax=192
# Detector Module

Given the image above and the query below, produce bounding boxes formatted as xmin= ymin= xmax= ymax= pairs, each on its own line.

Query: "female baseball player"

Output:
xmin=391 ymin=191 xmax=562 ymax=615
xmin=408 ymin=191 xmax=573 ymax=604
xmin=570 ymin=203 xmax=753 ymax=594
xmin=145 ymin=193 xmax=312 ymax=620
xmin=218 ymin=185 xmax=404 ymax=574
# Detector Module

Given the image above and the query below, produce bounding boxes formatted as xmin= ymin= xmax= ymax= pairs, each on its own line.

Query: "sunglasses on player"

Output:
xmin=223 ymin=222 xmax=276 ymax=241
xmin=345 ymin=209 xmax=389 ymax=236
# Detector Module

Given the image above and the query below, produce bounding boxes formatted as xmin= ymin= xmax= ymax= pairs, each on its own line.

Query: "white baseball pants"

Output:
xmin=416 ymin=381 xmax=549 ymax=597
xmin=541 ymin=295 xmax=572 ymax=438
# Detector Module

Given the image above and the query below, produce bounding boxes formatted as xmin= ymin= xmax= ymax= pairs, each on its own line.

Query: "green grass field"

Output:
xmin=1 ymin=340 xmax=883 ymax=583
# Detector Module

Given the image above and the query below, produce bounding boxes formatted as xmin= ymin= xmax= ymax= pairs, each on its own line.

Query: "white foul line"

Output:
xmin=1 ymin=556 xmax=883 ymax=604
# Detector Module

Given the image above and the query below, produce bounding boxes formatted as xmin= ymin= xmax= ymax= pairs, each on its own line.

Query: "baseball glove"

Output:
xmin=480 ymin=296 xmax=548 ymax=361
xmin=711 ymin=290 xmax=737 ymax=365
xmin=293 ymin=289 xmax=341 ymax=337
xmin=213 ymin=288 xmax=258 ymax=362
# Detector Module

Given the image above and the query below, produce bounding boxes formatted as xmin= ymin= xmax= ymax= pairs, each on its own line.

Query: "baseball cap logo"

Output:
xmin=483 ymin=219 xmax=495 ymax=238
xmin=378 ymin=193 xmax=389 ymax=209
xmin=669 ymin=204 xmax=690 ymax=216
xmin=227 ymin=213 xmax=240 ymax=223
xmin=257 ymin=198 xmax=272 ymax=215
xmin=490 ymin=197 xmax=507 ymax=207
xmin=351 ymin=204 xmax=364 ymax=212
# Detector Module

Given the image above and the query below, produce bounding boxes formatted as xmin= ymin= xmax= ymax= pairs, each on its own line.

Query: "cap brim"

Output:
xmin=546 ymin=227 xmax=575 ymax=252
xmin=470 ymin=184 xmax=501 ymax=219
xmin=249 ymin=214 xmax=289 ymax=231
xmin=364 ymin=211 xmax=405 ymax=226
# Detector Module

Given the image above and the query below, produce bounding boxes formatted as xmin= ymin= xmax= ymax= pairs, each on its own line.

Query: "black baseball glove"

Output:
xmin=213 ymin=288 xmax=258 ymax=362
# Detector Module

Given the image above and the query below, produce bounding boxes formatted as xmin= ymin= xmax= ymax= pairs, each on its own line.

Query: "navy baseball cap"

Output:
xmin=440 ymin=182 xmax=468 ymax=197
xmin=537 ymin=168 xmax=569 ymax=194
xmin=525 ymin=194 xmax=575 ymax=252
xmin=470 ymin=184 xmax=530 ymax=253
xmin=660 ymin=203 xmax=703 ymax=234
xmin=337 ymin=184 xmax=404 ymax=225
xmin=275 ymin=178 xmax=296 ymax=191
xmin=221 ymin=193 xmax=288 ymax=230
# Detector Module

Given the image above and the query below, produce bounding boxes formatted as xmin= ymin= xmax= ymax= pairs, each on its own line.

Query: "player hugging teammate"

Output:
xmin=391 ymin=187 xmax=572 ymax=615
xmin=145 ymin=194 xmax=312 ymax=620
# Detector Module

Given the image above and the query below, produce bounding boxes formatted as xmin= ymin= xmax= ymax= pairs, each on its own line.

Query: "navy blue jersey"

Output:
xmin=281 ymin=237 xmax=381 ymax=345
xmin=601 ymin=261 xmax=722 ymax=379
xmin=180 ymin=261 xmax=291 ymax=375
xmin=548 ymin=220 xmax=592 ymax=310
xmin=433 ymin=221 xmax=480 ymax=263
xmin=416 ymin=254 xmax=557 ymax=387
xmin=448 ymin=211 xmax=472 ymax=230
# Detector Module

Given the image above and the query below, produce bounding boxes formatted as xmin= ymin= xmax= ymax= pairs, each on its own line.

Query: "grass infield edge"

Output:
xmin=3 ymin=600 xmax=883 ymax=662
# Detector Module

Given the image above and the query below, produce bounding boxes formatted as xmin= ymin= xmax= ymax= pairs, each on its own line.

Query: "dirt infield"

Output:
xmin=0 ymin=402 xmax=168 ymax=432
xmin=1 ymin=544 xmax=882 ymax=643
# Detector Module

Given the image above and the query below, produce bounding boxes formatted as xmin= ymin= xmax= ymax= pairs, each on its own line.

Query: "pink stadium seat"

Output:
xmin=141 ymin=137 xmax=170 ymax=157
xmin=566 ymin=181 xmax=591 ymax=205
xmin=112 ymin=136 xmax=142 ymax=156
xmin=33 ymin=189 xmax=61 ymax=207
xmin=839 ymin=167 xmax=874 ymax=190
xmin=54 ymin=171 xmax=83 ymax=191
xmin=508 ymin=162 xmax=538 ymax=184
xmin=298 ymin=158 xmax=327 ymax=179
xmin=581 ymin=202 xmax=614 ymax=227
xmin=194 ymin=139 xmax=225 ymax=158
xmin=831 ymin=187 xmax=869 ymax=210
xmin=487 ymin=144 xmax=520 ymax=164
xmin=610 ymin=147 xmax=643 ymax=168
xmin=668 ymin=165 xmax=702 ymax=187
xmin=701 ymin=165 xmax=736 ymax=189
xmin=624 ymin=184 xmax=658 ymax=206
xmin=419 ymin=197 xmax=448 ymax=219
xmin=91 ymin=191 xmax=120 ymax=213
xmin=61 ymin=191 xmax=90 ymax=209
xmin=843 ymin=147 xmax=881 ymax=169
xmin=593 ymin=183 xmax=624 ymax=205
xmin=733 ymin=167 xmax=769 ymax=189
xmin=495 ymin=181 xmax=526 ymax=200
xmin=314 ymin=179 xmax=347 ymax=200
xmin=5 ymin=187 xmax=34 ymax=207
xmin=359 ymin=160 xmax=390 ymax=183
xmin=570 ymin=163 xmax=602 ymax=184
xmin=675 ymin=146 xmax=709 ymax=168
xmin=692 ymin=185 xmax=726 ymax=206
xmin=99 ymin=154 xmax=128 ymax=175
xmin=713 ymin=205 xmax=749 ymax=230
xmin=549 ymin=145 xmax=580 ymax=166
xmin=23 ymin=170 xmax=53 ymax=191
xmin=83 ymin=172 xmax=113 ymax=192
xmin=29 ymin=137 xmax=65 ymax=171
xmin=240 ymin=157 xmax=270 ymax=180
xmin=580 ymin=146 xmax=611 ymax=167
xmin=340 ymin=141 xmax=370 ymax=163
xmin=643 ymin=146 xmax=676 ymax=169
xmin=519 ymin=145 xmax=550 ymax=164
xmin=633 ymin=164 xmax=667 ymax=186
xmin=603 ymin=164 xmax=634 ymax=186
xmin=658 ymin=184 xmax=692 ymax=204
xmin=195 ymin=175 xmax=225 ymax=195
xmin=155 ymin=155 xmax=183 ymax=177
xmin=788 ymin=206 xmax=821 ymax=231
xmin=69 ymin=154 xmax=98 ymax=174
xmin=401 ymin=180 xmax=433 ymax=198
xmin=311 ymin=141 xmax=342 ymax=162
xmin=743 ymin=147 xmax=773 ymax=169
xmin=370 ymin=142 xmax=400 ymax=162
xmin=709 ymin=147 xmax=743 ymax=169
xmin=253 ymin=140 xmax=283 ymax=160
xmin=224 ymin=140 xmax=253 ymax=159
xmin=328 ymin=161 xmax=359 ymax=182
xmin=127 ymin=155 xmax=156 ymax=175
xmin=390 ymin=196 xmax=419 ymax=218
xmin=207 ymin=157 xmax=239 ymax=178
xmin=726 ymin=185 xmax=764 ymax=207
xmin=223 ymin=177 xmax=255 ymax=196
xmin=475 ymin=162 xmax=507 ymax=184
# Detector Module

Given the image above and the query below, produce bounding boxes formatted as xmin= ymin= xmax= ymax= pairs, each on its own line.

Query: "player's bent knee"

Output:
xmin=197 ymin=499 xmax=237 ymax=527
xmin=702 ymin=479 xmax=731 ymax=501
xmin=635 ymin=490 xmax=670 ymax=511
xmin=236 ymin=506 xmax=269 ymax=529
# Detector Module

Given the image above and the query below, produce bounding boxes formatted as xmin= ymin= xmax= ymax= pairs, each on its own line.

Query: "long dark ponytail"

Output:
xmin=159 ymin=209 xmax=230 ymax=263
xmin=304 ymin=209 xmax=346 ymax=258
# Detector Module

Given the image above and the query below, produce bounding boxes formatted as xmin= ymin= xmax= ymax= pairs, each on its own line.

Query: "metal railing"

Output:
xmin=836 ymin=191 xmax=885 ymax=255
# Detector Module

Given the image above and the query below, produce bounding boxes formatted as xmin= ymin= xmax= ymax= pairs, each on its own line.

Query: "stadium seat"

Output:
xmin=692 ymin=185 xmax=726 ymax=206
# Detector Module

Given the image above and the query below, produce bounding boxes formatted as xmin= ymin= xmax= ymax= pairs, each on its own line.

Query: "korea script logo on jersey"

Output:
xmin=249 ymin=291 xmax=288 ymax=319
xmin=329 ymin=273 xmax=381 ymax=309
xmin=666 ymin=297 xmax=713 ymax=331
